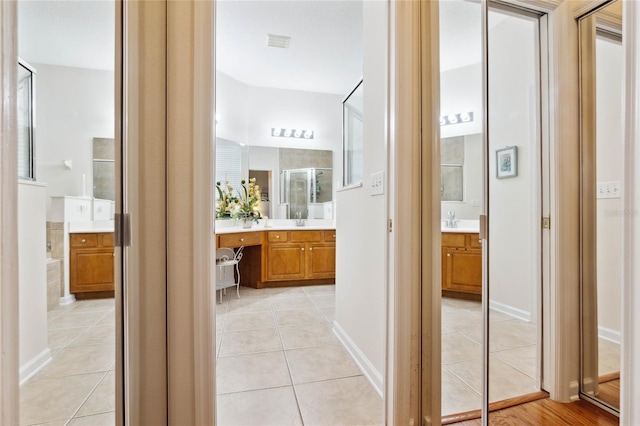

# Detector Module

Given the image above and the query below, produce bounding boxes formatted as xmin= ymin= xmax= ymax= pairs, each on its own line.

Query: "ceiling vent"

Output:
xmin=267 ymin=34 xmax=291 ymax=49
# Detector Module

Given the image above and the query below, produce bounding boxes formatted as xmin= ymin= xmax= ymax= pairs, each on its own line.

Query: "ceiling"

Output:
xmin=18 ymin=0 xmax=115 ymax=71
xmin=17 ymin=0 xmax=505 ymax=94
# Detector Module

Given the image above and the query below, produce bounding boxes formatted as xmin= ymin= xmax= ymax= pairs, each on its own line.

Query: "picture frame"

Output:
xmin=495 ymin=146 xmax=518 ymax=179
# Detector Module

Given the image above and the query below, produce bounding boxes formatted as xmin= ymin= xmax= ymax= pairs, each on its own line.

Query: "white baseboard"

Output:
xmin=598 ymin=326 xmax=621 ymax=345
xmin=489 ymin=299 xmax=531 ymax=322
xmin=20 ymin=348 xmax=52 ymax=385
xmin=59 ymin=294 xmax=76 ymax=305
xmin=332 ymin=321 xmax=383 ymax=398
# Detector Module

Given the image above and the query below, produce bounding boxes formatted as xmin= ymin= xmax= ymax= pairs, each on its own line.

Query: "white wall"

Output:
xmin=18 ymin=181 xmax=51 ymax=382
xmin=216 ymin=70 xmax=343 ymax=153
xmin=334 ymin=0 xmax=385 ymax=393
xmin=440 ymin=63 xmax=483 ymax=139
xmin=596 ymin=36 xmax=623 ymax=342
xmin=32 ymin=63 xmax=114 ymax=218
xmin=487 ymin=15 xmax=540 ymax=322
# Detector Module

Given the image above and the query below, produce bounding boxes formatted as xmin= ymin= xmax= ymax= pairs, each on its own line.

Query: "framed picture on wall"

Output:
xmin=496 ymin=146 xmax=518 ymax=179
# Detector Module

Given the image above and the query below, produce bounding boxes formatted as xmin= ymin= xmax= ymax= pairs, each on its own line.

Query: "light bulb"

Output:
xmin=294 ymin=129 xmax=302 ymax=138
xmin=460 ymin=112 xmax=471 ymax=122
xmin=440 ymin=116 xmax=446 ymax=126
xmin=448 ymin=114 xmax=458 ymax=124
xmin=272 ymin=128 xmax=282 ymax=137
xmin=284 ymin=129 xmax=292 ymax=137
xmin=304 ymin=130 xmax=313 ymax=139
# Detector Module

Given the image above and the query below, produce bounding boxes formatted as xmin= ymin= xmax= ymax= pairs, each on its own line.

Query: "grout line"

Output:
xmin=64 ymin=368 xmax=111 ymax=425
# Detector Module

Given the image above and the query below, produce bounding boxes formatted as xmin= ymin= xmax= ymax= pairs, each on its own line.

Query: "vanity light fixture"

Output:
xmin=440 ymin=111 xmax=474 ymax=126
xmin=271 ymin=128 xmax=314 ymax=139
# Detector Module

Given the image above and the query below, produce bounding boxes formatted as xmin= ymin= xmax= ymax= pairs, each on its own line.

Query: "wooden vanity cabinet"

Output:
xmin=70 ymin=232 xmax=115 ymax=294
xmin=266 ymin=230 xmax=336 ymax=282
xmin=442 ymin=232 xmax=482 ymax=299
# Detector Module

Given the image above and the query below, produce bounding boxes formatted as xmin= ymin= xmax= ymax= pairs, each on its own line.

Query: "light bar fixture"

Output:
xmin=440 ymin=111 xmax=474 ymax=126
xmin=271 ymin=128 xmax=314 ymax=139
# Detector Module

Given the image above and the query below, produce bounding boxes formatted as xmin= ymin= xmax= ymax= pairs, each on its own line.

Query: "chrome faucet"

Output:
xmin=446 ymin=211 xmax=457 ymax=228
xmin=295 ymin=211 xmax=306 ymax=227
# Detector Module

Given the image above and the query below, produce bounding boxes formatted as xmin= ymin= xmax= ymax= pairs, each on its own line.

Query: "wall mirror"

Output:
xmin=342 ymin=79 xmax=363 ymax=187
xmin=579 ymin=0 xmax=623 ymax=414
xmin=214 ymin=139 xmax=333 ymax=220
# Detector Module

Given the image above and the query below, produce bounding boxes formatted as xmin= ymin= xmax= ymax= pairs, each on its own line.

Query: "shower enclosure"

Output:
xmin=280 ymin=168 xmax=333 ymax=219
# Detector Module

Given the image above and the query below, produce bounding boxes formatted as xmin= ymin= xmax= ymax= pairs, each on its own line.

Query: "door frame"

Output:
xmin=3 ymin=0 xmax=639 ymax=424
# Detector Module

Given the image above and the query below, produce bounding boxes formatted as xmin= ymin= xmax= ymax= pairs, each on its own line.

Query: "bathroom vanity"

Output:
xmin=216 ymin=224 xmax=336 ymax=288
xmin=442 ymin=226 xmax=482 ymax=300
xmin=69 ymin=229 xmax=115 ymax=297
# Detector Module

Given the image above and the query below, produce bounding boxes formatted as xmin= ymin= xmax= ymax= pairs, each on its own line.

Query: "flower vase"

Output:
xmin=240 ymin=218 xmax=253 ymax=229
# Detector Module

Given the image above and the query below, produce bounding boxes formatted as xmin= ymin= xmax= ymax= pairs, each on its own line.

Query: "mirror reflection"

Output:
xmin=579 ymin=0 xmax=623 ymax=412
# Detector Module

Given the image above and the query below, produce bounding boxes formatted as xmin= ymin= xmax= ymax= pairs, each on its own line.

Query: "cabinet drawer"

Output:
xmin=218 ymin=231 xmax=262 ymax=248
xmin=290 ymin=230 xmax=322 ymax=243
xmin=70 ymin=234 xmax=98 ymax=248
xmin=442 ymin=233 xmax=465 ymax=248
xmin=467 ymin=234 xmax=482 ymax=249
xmin=323 ymin=230 xmax=336 ymax=242
xmin=267 ymin=231 xmax=289 ymax=243
xmin=101 ymin=233 xmax=115 ymax=247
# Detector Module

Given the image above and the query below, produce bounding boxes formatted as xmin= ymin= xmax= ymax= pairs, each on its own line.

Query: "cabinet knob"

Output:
xmin=447 ymin=253 xmax=451 ymax=257
xmin=301 ymin=248 xmax=305 ymax=251
xmin=240 ymin=238 xmax=244 ymax=242
xmin=276 ymin=235 xmax=280 ymax=239
xmin=309 ymin=247 xmax=313 ymax=251
xmin=81 ymin=239 xmax=87 ymax=243
xmin=332 ymin=234 xmax=336 ymax=238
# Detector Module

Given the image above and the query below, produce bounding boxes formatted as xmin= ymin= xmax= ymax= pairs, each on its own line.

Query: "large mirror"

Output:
xmin=214 ymin=141 xmax=334 ymax=220
xmin=579 ymin=0 xmax=623 ymax=414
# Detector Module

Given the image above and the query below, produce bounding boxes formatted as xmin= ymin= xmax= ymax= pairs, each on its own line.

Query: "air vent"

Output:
xmin=267 ymin=34 xmax=291 ymax=49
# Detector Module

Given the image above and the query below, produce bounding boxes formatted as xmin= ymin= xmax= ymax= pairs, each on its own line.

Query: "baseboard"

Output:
xmin=59 ymin=294 xmax=76 ymax=305
xmin=489 ymin=299 xmax=531 ymax=322
xmin=332 ymin=321 xmax=383 ymax=398
xmin=598 ymin=326 xmax=621 ymax=345
xmin=20 ymin=348 xmax=52 ymax=385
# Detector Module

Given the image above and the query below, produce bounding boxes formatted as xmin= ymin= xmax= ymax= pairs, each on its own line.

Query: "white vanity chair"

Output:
xmin=215 ymin=246 xmax=244 ymax=303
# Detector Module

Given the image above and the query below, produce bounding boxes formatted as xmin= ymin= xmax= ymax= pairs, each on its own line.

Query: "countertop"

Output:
xmin=441 ymin=220 xmax=480 ymax=234
xmin=68 ymin=220 xmax=114 ymax=234
xmin=215 ymin=219 xmax=335 ymax=234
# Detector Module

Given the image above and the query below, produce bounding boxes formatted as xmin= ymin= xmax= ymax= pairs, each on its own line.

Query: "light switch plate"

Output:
xmin=597 ymin=181 xmax=622 ymax=199
xmin=370 ymin=171 xmax=384 ymax=196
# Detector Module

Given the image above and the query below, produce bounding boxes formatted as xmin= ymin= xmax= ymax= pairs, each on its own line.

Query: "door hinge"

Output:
xmin=542 ymin=216 xmax=551 ymax=229
xmin=115 ymin=213 xmax=132 ymax=247
xmin=388 ymin=218 xmax=393 ymax=233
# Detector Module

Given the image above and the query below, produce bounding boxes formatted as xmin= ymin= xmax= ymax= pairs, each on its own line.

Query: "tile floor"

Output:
xmin=215 ymin=284 xmax=384 ymax=426
xmin=20 ymin=298 xmax=115 ymax=426
xmin=19 ymin=292 xmax=620 ymax=424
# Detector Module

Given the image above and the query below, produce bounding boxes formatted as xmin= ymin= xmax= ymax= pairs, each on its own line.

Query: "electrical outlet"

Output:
xmin=370 ymin=171 xmax=384 ymax=196
xmin=597 ymin=181 xmax=622 ymax=199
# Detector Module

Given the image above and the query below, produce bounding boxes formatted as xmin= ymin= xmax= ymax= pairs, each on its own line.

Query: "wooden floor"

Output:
xmin=596 ymin=377 xmax=620 ymax=409
xmin=450 ymin=397 xmax=619 ymax=425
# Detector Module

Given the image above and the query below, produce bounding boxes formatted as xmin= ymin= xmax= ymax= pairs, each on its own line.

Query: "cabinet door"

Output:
xmin=443 ymin=247 xmax=482 ymax=294
xmin=70 ymin=248 xmax=115 ymax=293
xmin=267 ymin=243 xmax=306 ymax=280
xmin=307 ymin=243 xmax=336 ymax=279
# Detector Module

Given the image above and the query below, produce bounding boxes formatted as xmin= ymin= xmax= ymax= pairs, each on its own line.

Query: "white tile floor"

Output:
xmin=20 ymin=298 xmax=115 ymax=426
xmin=19 ymin=292 xmax=620 ymax=424
xmin=215 ymin=285 xmax=384 ymax=426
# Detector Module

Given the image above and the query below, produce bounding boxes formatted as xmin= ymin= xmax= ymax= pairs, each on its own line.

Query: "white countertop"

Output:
xmin=215 ymin=219 xmax=335 ymax=234
xmin=68 ymin=220 xmax=114 ymax=233
xmin=441 ymin=220 xmax=480 ymax=234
